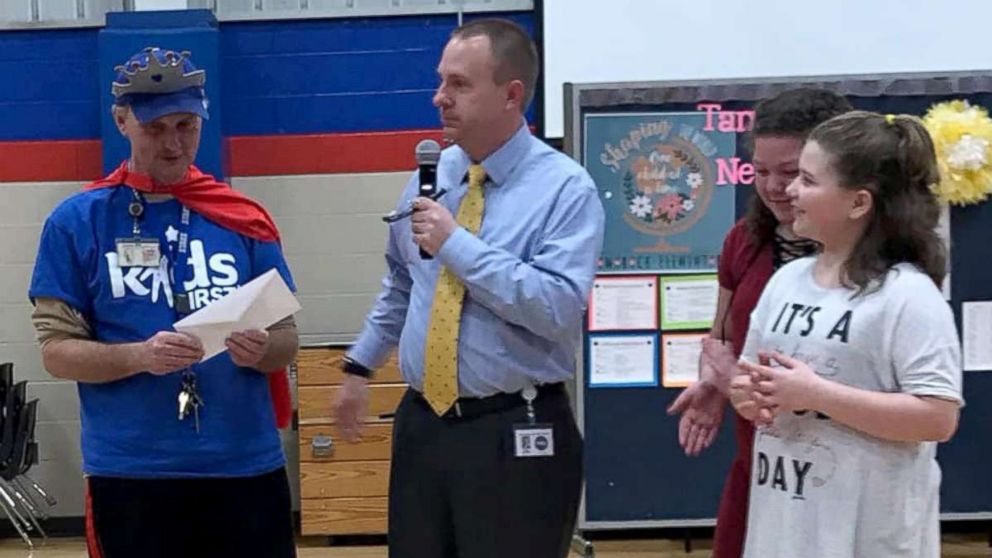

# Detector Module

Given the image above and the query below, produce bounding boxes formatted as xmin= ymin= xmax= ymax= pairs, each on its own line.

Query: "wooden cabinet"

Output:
xmin=296 ymin=347 xmax=406 ymax=535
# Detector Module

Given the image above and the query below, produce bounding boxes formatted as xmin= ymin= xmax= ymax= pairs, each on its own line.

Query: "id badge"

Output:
xmin=513 ymin=423 xmax=555 ymax=458
xmin=115 ymin=238 xmax=161 ymax=267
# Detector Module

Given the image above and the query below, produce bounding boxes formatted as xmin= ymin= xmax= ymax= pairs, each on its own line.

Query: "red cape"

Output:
xmin=86 ymin=162 xmax=293 ymax=429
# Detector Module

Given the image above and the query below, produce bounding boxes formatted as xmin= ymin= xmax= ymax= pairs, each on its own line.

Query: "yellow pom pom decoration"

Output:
xmin=923 ymin=100 xmax=992 ymax=206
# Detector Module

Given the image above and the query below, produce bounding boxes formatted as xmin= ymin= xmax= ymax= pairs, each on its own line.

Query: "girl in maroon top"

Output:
xmin=667 ymin=88 xmax=852 ymax=558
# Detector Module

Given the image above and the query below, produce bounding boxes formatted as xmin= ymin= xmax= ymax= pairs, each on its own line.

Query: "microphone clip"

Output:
xmin=381 ymin=189 xmax=449 ymax=223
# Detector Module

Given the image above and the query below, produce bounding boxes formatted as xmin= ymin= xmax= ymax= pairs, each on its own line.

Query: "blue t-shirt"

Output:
xmin=29 ymin=186 xmax=296 ymax=478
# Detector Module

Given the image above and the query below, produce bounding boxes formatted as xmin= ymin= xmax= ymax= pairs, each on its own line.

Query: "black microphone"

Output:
xmin=415 ymin=139 xmax=442 ymax=260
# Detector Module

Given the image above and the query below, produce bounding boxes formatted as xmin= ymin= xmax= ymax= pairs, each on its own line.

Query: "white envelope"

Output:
xmin=174 ymin=268 xmax=302 ymax=362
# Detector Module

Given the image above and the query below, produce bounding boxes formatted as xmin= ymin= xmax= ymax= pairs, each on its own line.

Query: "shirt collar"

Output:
xmin=459 ymin=121 xmax=531 ymax=187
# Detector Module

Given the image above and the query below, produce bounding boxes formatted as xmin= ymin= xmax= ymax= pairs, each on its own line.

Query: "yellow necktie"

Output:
xmin=423 ymin=164 xmax=487 ymax=415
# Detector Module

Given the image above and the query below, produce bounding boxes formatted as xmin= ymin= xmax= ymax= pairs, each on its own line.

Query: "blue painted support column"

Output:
xmin=98 ymin=9 xmax=224 ymax=179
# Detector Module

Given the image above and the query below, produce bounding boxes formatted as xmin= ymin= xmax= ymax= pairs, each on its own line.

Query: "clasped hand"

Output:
xmin=730 ymin=351 xmax=826 ymax=426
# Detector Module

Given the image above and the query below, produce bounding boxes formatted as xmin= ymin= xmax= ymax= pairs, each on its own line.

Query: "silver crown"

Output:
xmin=112 ymin=47 xmax=206 ymax=98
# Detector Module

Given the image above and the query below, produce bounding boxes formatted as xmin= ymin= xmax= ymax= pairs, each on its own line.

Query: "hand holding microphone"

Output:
xmin=381 ymin=139 xmax=443 ymax=225
xmin=414 ymin=140 xmax=442 ymax=260
xmin=380 ymin=140 xmax=456 ymax=258
xmin=411 ymin=195 xmax=457 ymax=257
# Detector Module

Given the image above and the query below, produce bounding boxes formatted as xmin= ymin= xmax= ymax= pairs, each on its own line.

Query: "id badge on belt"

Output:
xmin=115 ymin=238 xmax=161 ymax=267
xmin=513 ymin=385 xmax=555 ymax=458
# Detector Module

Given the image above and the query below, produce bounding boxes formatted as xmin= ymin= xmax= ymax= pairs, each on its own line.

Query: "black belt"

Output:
xmin=410 ymin=382 xmax=566 ymax=420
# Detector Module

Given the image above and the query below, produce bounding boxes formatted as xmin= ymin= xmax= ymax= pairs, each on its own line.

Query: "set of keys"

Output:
xmin=177 ymin=371 xmax=204 ymax=433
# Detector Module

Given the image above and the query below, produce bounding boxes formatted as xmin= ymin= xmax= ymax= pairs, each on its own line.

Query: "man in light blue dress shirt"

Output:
xmin=335 ymin=18 xmax=604 ymax=558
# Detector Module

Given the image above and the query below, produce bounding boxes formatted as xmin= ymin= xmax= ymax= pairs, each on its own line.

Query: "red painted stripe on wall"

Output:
xmin=0 ymin=140 xmax=103 ymax=182
xmin=0 ymin=130 xmax=446 ymax=182
xmin=227 ymin=129 xmax=446 ymax=177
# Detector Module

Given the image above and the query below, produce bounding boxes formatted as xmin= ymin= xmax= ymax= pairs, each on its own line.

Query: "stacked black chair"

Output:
xmin=0 ymin=363 xmax=54 ymax=548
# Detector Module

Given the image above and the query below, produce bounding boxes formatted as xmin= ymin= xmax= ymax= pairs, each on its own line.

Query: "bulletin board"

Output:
xmin=566 ymin=71 xmax=992 ymax=529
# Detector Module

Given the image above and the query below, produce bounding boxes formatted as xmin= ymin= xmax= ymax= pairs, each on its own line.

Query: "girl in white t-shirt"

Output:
xmin=730 ymin=111 xmax=963 ymax=558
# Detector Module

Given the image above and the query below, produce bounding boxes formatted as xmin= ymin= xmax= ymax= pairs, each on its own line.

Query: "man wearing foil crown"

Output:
xmin=27 ymin=47 xmax=298 ymax=558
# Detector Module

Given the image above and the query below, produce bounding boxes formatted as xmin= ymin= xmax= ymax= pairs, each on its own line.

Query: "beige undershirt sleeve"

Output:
xmin=31 ymin=297 xmax=93 ymax=348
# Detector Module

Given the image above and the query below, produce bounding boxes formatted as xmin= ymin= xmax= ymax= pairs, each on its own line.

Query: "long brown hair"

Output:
xmin=807 ymin=111 xmax=946 ymax=293
xmin=745 ymin=89 xmax=854 ymax=245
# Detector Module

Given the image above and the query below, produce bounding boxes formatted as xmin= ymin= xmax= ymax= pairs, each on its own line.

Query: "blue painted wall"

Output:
xmin=0 ymin=28 xmax=101 ymax=140
xmin=0 ymin=11 xmax=533 ymax=141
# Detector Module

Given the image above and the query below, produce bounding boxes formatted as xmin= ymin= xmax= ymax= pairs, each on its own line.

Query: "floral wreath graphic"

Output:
xmin=620 ymin=135 xmax=715 ymax=253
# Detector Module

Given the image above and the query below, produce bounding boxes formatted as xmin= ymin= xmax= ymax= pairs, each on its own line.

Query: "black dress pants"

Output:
xmin=388 ymin=385 xmax=583 ymax=558
xmin=86 ymin=467 xmax=296 ymax=558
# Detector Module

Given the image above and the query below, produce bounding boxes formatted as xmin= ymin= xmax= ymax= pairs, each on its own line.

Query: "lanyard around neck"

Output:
xmin=129 ymin=188 xmax=193 ymax=317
